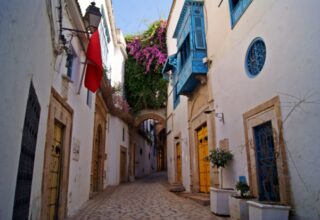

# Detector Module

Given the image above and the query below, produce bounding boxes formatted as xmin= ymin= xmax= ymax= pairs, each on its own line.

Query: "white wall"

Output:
xmin=0 ymin=1 xmax=56 ymax=219
xmin=205 ymin=0 xmax=320 ymax=219
xmin=106 ymin=116 xmax=129 ymax=185
xmin=165 ymin=0 xmax=191 ymax=191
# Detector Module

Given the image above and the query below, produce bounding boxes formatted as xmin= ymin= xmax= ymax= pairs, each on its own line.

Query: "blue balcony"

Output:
xmin=171 ymin=0 xmax=208 ymax=96
xmin=176 ymin=50 xmax=207 ymax=95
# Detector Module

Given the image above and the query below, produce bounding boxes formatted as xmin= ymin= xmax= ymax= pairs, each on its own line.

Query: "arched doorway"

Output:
xmin=91 ymin=125 xmax=103 ymax=193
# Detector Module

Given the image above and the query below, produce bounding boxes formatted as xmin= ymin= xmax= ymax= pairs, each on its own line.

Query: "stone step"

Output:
xmin=179 ymin=193 xmax=210 ymax=206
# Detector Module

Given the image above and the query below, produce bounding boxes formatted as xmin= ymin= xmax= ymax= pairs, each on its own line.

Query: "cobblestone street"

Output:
xmin=68 ymin=172 xmax=227 ymax=220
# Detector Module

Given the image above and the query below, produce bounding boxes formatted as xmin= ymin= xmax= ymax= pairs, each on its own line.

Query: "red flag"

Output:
xmin=84 ymin=30 xmax=103 ymax=92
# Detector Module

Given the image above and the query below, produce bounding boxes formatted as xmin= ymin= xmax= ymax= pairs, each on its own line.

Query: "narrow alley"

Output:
xmin=1 ymin=0 xmax=320 ymax=220
xmin=68 ymin=172 xmax=225 ymax=220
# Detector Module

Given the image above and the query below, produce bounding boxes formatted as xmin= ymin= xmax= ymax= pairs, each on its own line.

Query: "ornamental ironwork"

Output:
xmin=246 ymin=39 xmax=266 ymax=77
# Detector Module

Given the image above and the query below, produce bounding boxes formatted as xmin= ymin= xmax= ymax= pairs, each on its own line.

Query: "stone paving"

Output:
xmin=68 ymin=172 xmax=228 ymax=220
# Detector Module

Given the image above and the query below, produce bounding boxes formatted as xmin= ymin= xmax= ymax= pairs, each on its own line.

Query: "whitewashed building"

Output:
xmin=164 ymin=0 xmax=320 ymax=219
xmin=0 ymin=0 xmax=129 ymax=219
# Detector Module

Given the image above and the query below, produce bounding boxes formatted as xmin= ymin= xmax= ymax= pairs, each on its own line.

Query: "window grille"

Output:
xmin=246 ymin=38 xmax=266 ymax=77
xmin=12 ymin=82 xmax=41 ymax=220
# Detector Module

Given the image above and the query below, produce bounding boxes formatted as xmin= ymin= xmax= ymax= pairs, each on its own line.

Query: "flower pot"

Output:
xmin=229 ymin=195 xmax=253 ymax=220
xmin=210 ymin=187 xmax=235 ymax=216
xmin=247 ymin=201 xmax=290 ymax=220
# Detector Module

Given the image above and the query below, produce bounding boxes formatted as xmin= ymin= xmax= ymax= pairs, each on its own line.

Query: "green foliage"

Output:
xmin=124 ymin=20 xmax=168 ymax=113
xmin=235 ymin=181 xmax=250 ymax=198
xmin=207 ymin=148 xmax=233 ymax=168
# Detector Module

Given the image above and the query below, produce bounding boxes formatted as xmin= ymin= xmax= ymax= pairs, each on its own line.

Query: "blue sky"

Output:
xmin=112 ymin=0 xmax=173 ymax=35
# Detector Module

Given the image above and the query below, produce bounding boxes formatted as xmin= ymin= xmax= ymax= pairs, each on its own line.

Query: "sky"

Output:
xmin=112 ymin=0 xmax=172 ymax=35
xmin=79 ymin=0 xmax=173 ymax=36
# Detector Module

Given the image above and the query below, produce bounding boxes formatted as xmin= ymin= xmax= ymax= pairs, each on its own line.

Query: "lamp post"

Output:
xmin=60 ymin=2 xmax=102 ymax=34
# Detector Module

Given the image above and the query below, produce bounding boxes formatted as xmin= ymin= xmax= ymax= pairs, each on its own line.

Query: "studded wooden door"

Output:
xmin=48 ymin=122 xmax=64 ymax=220
xmin=176 ymin=142 xmax=182 ymax=183
xmin=91 ymin=126 xmax=102 ymax=192
xmin=254 ymin=121 xmax=280 ymax=202
xmin=197 ymin=125 xmax=210 ymax=193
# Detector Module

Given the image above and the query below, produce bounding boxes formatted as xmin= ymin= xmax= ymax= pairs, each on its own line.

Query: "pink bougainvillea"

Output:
xmin=112 ymin=94 xmax=131 ymax=113
xmin=126 ymin=20 xmax=167 ymax=73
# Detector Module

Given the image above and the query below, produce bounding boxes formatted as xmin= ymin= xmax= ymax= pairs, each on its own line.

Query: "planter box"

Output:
xmin=229 ymin=196 xmax=250 ymax=220
xmin=247 ymin=201 xmax=290 ymax=220
xmin=210 ymin=187 xmax=235 ymax=216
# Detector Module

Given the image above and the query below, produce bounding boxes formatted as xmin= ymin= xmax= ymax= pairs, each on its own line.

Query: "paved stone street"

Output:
xmin=68 ymin=172 xmax=227 ymax=220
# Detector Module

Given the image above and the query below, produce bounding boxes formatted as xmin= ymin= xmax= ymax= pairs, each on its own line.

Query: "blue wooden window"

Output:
xmin=180 ymin=35 xmax=191 ymax=68
xmin=229 ymin=0 xmax=252 ymax=27
xmin=173 ymin=85 xmax=180 ymax=109
xmin=246 ymin=38 xmax=266 ymax=77
xmin=101 ymin=6 xmax=111 ymax=43
xmin=193 ymin=13 xmax=205 ymax=49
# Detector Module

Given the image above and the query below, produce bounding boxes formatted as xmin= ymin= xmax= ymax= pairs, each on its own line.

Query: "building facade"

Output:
xmin=0 ymin=0 xmax=129 ymax=219
xmin=164 ymin=0 xmax=320 ymax=219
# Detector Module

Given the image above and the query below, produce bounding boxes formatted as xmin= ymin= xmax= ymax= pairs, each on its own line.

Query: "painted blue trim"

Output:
xmin=229 ymin=0 xmax=253 ymax=28
xmin=173 ymin=0 xmax=204 ymax=38
xmin=245 ymin=37 xmax=266 ymax=78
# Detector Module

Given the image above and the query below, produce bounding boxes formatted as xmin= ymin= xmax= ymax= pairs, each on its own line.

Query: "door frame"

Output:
xmin=41 ymin=88 xmax=73 ymax=220
xmin=90 ymin=94 xmax=107 ymax=194
xmin=243 ymin=96 xmax=290 ymax=205
xmin=196 ymin=123 xmax=210 ymax=193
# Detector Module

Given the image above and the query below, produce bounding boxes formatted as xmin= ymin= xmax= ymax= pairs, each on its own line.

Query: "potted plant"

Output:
xmin=207 ymin=148 xmax=235 ymax=216
xmin=229 ymin=178 xmax=255 ymax=220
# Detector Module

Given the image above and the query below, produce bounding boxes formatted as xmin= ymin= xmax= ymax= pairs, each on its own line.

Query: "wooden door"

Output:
xmin=197 ymin=125 xmax=210 ymax=193
xmin=254 ymin=121 xmax=280 ymax=202
xmin=91 ymin=126 xmax=102 ymax=192
xmin=176 ymin=142 xmax=182 ymax=183
xmin=48 ymin=122 xmax=64 ymax=220
xmin=120 ymin=148 xmax=127 ymax=183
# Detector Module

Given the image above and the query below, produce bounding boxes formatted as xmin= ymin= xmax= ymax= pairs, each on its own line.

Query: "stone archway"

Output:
xmin=128 ymin=108 xmax=167 ymax=179
xmin=134 ymin=108 xmax=166 ymax=128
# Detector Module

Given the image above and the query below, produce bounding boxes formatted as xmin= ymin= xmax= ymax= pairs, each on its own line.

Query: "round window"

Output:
xmin=246 ymin=38 xmax=266 ymax=77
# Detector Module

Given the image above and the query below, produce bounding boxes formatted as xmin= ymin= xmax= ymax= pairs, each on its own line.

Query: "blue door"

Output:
xmin=254 ymin=121 xmax=280 ymax=202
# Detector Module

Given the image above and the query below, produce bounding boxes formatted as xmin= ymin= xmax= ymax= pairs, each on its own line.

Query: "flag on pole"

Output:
xmin=84 ymin=30 xmax=103 ymax=92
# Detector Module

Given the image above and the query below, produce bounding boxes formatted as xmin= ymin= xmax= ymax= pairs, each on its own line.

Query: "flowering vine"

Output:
xmin=124 ymin=20 xmax=168 ymax=113
xmin=126 ymin=20 xmax=167 ymax=73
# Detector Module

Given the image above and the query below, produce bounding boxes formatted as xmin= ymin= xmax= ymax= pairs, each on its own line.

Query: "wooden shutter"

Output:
xmin=194 ymin=16 xmax=205 ymax=49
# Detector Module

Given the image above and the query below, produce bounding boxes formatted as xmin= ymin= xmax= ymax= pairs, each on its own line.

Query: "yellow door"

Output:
xmin=197 ymin=125 xmax=210 ymax=193
xmin=176 ymin=142 xmax=182 ymax=183
xmin=48 ymin=122 xmax=63 ymax=220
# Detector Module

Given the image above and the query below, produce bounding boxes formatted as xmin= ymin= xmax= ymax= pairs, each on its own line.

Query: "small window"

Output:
xmin=194 ymin=16 xmax=205 ymax=49
xmin=122 ymin=127 xmax=125 ymax=141
xmin=86 ymin=89 xmax=93 ymax=107
xmin=229 ymin=0 xmax=252 ymax=27
xmin=179 ymin=35 xmax=191 ymax=68
xmin=65 ymin=51 xmax=75 ymax=79
xmin=245 ymin=38 xmax=266 ymax=78
xmin=173 ymin=85 xmax=180 ymax=109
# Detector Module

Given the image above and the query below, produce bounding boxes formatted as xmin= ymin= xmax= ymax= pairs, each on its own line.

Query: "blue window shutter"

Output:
xmin=194 ymin=16 xmax=205 ymax=49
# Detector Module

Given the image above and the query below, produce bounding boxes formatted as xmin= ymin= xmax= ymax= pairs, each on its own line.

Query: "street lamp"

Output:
xmin=83 ymin=2 xmax=102 ymax=33
xmin=60 ymin=2 xmax=102 ymax=34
